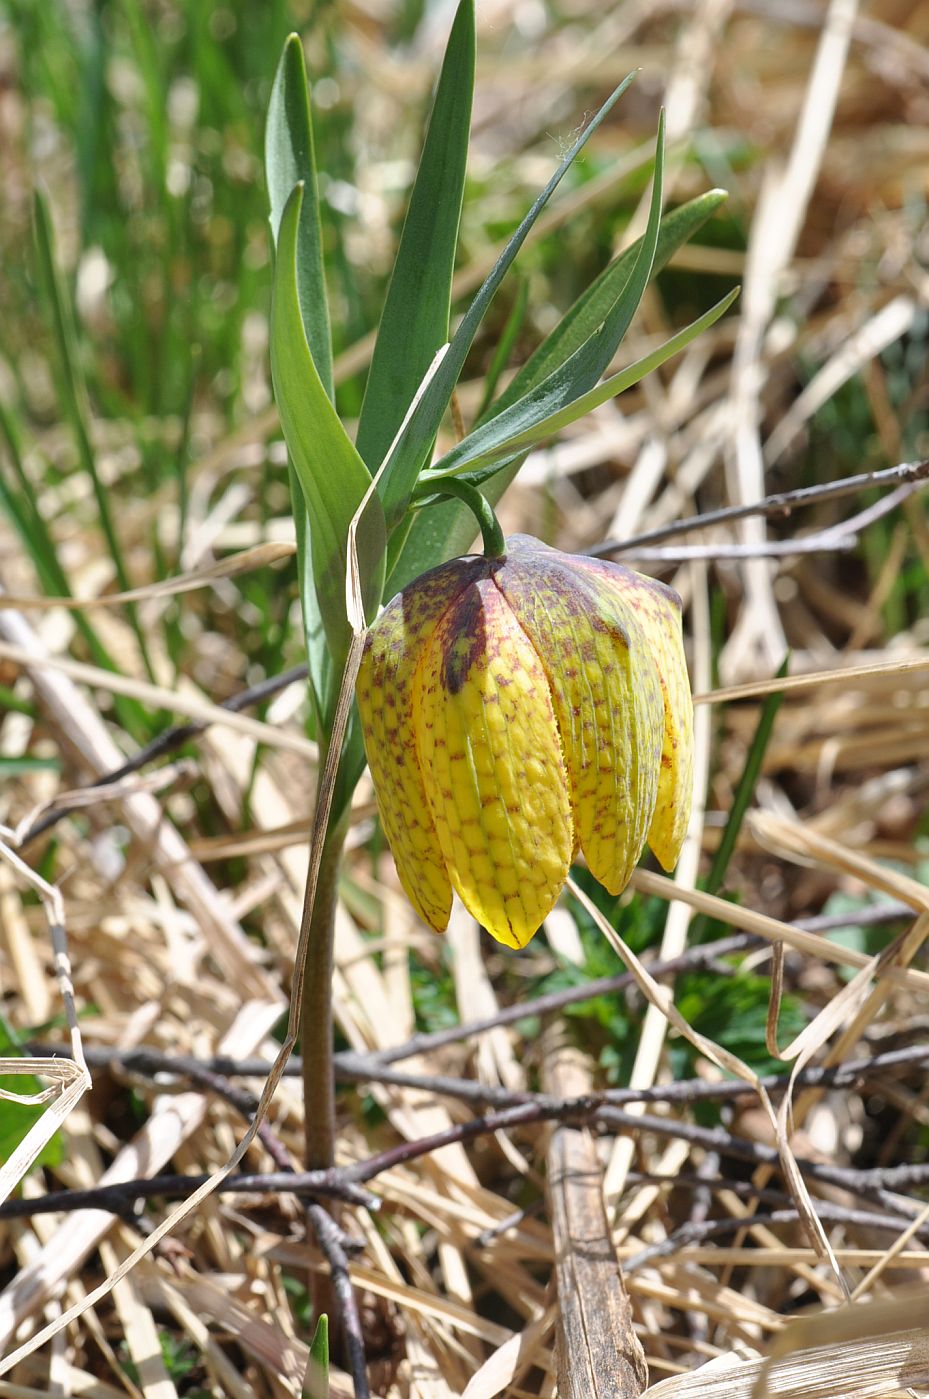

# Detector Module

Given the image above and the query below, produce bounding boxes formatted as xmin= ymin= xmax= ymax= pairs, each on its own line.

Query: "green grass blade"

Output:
xmin=266 ymin=34 xmax=334 ymax=398
xmin=33 ymin=191 xmax=159 ymax=689
xmin=689 ymin=655 xmax=789 ymax=947
xmin=705 ymin=655 xmax=790 ymax=900
xmin=376 ymin=70 xmax=638 ymax=529
xmin=270 ymin=184 xmax=385 ymax=674
xmin=355 ymin=0 xmax=475 ymax=473
xmin=389 ymin=192 xmax=729 ymax=592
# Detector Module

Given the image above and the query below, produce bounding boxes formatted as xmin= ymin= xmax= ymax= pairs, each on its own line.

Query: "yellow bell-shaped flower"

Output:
xmin=355 ymin=534 xmax=693 ymax=949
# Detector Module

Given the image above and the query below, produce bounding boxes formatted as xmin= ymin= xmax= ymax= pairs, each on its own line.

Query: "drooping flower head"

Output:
xmin=356 ymin=535 xmax=693 ymax=948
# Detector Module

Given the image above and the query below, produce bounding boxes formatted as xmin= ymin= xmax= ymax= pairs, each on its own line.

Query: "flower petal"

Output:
xmin=573 ymin=558 xmax=694 ymax=870
xmin=497 ymin=540 xmax=663 ymax=895
xmin=356 ymin=557 xmax=486 ymax=932
xmin=413 ymin=577 xmax=573 ymax=948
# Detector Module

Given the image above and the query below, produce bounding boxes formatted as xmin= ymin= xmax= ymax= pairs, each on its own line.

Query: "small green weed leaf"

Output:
xmin=0 ymin=756 xmax=60 ymax=776
xmin=389 ymin=190 xmax=728 ymax=591
xmin=270 ymin=184 xmax=386 ymax=674
xmin=303 ymin=1314 xmax=329 ymax=1399
xmin=266 ymin=34 xmax=333 ymax=399
xmin=376 ymin=70 xmax=638 ymax=529
xmin=356 ymin=0 xmax=474 ymax=473
xmin=0 ymin=1018 xmax=63 ymax=1171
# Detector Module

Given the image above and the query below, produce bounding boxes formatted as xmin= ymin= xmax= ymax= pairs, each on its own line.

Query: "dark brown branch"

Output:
xmin=589 ymin=457 xmax=929 ymax=557
xmin=5 ymin=1088 xmax=929 ymax=1227
xmin=0 ymin=1171 xmax=375 ymax=1218
xmin=33 ymin=1040 xmax=929 ymax=1115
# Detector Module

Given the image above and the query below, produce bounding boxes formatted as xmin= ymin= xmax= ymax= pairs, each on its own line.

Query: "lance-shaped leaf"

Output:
xmin=265 ymin=35 xmax=337 ymax=723
xmin=389 ymin=189 xmax=730 ymax=592
xmin=356 ymin=0 xmax=474 ymax=473
xmin=484 ymin=187 xmax=729 ymax=423
xmin=427 ymin=286 xmax=739 ymax=479
xmin=270 ymin=185 xmax=385 ymax=672
xmin=375 ymin=70 xmax=638 ymax=529
xmin=266 ymin=33 xmax=333 ymax=397
xmin=421 ymin=113 xmax=667 ymax=482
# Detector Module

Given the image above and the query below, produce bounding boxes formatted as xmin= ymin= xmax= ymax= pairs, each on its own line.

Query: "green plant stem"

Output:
xmin=412 ymin=475 xmax=506 ymax=558
xmin=301 ymin=813 xmax=349 ymax=1171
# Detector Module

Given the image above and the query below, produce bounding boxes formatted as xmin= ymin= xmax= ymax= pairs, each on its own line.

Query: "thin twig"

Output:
xmin=35 ymin=1034 xmax=929 ymax=1112
xmin=589 ymin=457 xmax=929 ymax=556
xmin=5 ymin=1080 xmax=929 ymax=1225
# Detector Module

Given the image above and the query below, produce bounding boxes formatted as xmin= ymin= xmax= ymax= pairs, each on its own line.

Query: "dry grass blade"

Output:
xmin=459 ymin=1308 xmax=556 ymax=1399
xmin=0 ymin=542 xmax=296 ymax=610
xmin=0 ymin=639 xmax=316 ymax=757
xmin=696 ymin=653 xmax=929 ymax=706
xmin=629 ymin=869 xmax=929 ymax=990
xmin=644 ymin=1320 xmax=929 ymax=1397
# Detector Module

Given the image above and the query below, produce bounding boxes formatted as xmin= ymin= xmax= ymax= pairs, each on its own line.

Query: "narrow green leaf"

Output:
xmin=425 ymin=113 xmax=666 ymax=481
xmin=388 ymin=191 xmax=729 ymax=592
xmin=376 ymin=70 xmax=639 ymax=529
xmin=432 ymin=285 xmax=739 ymax=476
xmin=690 ymin=655 xmax=789 ymax=946
xmin=270 ymin=184 xmax=385 ymax=673
xmin=266 ymin=33 xmax=333 ymax=398
xmin=485 ymin=188 xmax=729 ymax=422
xmin=705 ymin=655 xmax=789 ymax=899
xmin=389 ymin=285 xmax=738 ymax=593
xmin=356 ymin=0 xmax=474 ymax=472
